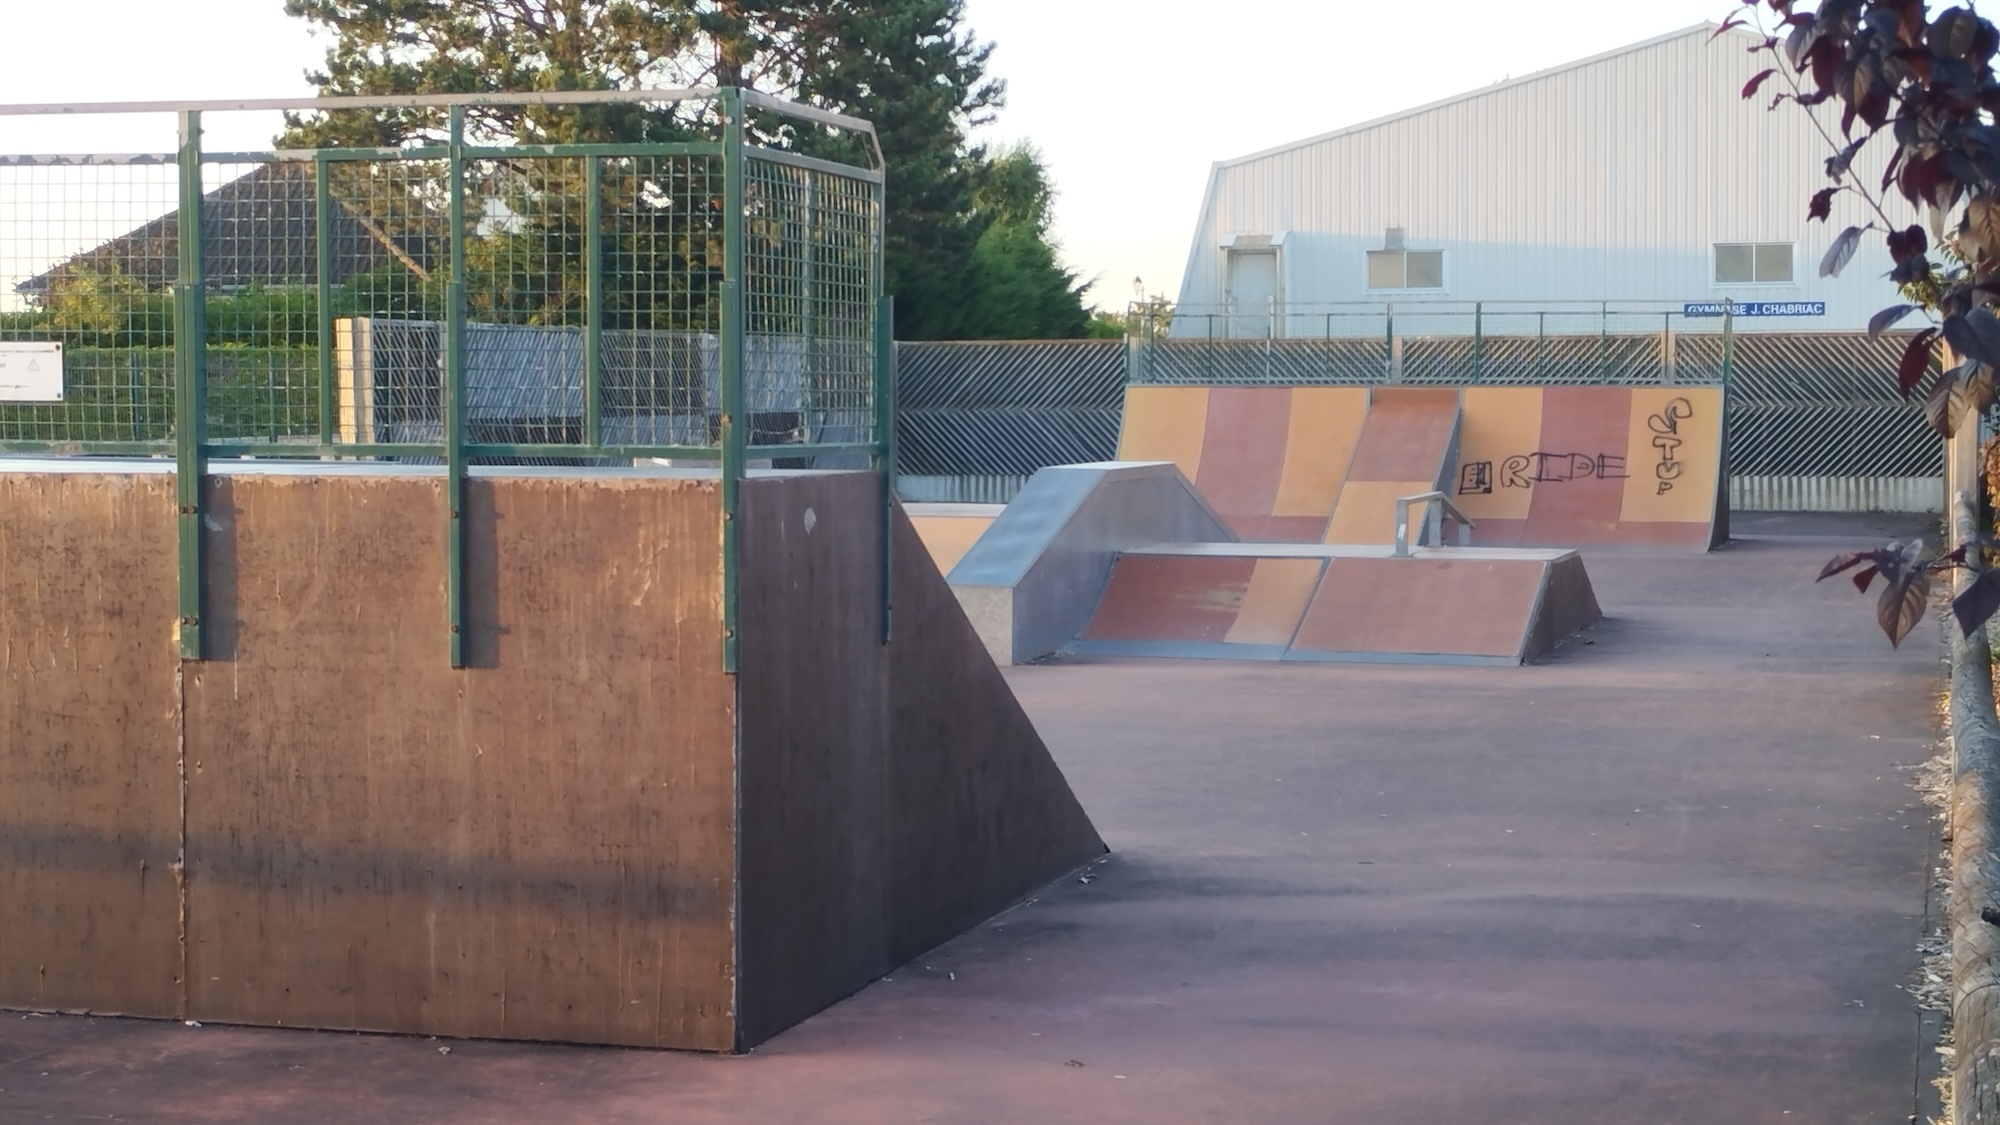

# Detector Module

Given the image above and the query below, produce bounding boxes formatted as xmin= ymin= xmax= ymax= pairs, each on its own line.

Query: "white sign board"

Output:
xmin=0 ymin=342 xmax=62 ymax=402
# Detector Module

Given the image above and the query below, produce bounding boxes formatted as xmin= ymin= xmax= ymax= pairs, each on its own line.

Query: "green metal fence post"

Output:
xmin=583 ymin=155 xmax=603 ymax=449
xmin=1472 ymin=301 xmax=1484 ymax=384
xmin=875 ymin=293 xmax=895 ymax=644
xmin=1384 ymin=305 xmax=1394 ymax=382
xmin=445 ymin=105 xmax=469 ymax=668
xmin=720 ymin=87 xmax=747 ymax=673
xmin=1599 ymin=300 xmax=1610 ymax=382
xmin=315 ymin=152 xmax=334 ymax=448
xmin=174 ymin=110 xmax=208 ymax=661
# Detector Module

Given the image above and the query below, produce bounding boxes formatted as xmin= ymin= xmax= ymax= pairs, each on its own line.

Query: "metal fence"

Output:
xmin=896 ymin=340 xmax=1123 ymax=478
xmin=1130 ymin=301 xmax=1729 ymax=386
xmin=896 ymin=318 xmax=1942 ymax=510
xmin=0 ymin=90 xmax=889 ymax=667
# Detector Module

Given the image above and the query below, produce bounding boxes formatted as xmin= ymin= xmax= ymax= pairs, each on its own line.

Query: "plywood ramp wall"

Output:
xmin=1118 ymin=386 xmax=1367 ymax=541
xmin=736 ymin=476 xmax=1104 ymax=1048
xmin=1 ymin=469 xmax=1100 ymax=1052
xmin=1453 ymin=386 xmax=1723 ymax=548
xmin=0 ymin=472 xmax=184 ymax=1019
xmin=181 ymin=475 xmax=739 ymax=1049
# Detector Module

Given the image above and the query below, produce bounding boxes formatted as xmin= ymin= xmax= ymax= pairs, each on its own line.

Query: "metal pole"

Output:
xmin=1721 ymin=306 xmax=1735 ymax=387
xmin=875 ymin=294 xmax=895 ymax=644
xmin=802 ymin=171 xmax=817 ymax=439
xmin=1384 ymin=304 xmax=1395 ymax=382
xmin=720 ymin=87 xmax=747 ymax=672
xmin=1599 ymin=300 xmax=1609 ymax=382
xmin=174 ymin=110 xmax=207 ymax=661
xmin=315 ymin=152 xmax=334 ymax=448
xmin=1537 ymin=311 xmax=1546 ymax=382
xmin=1472 ymin=301 xmax=1483 ymax=384
xmin=445 ymin=105 xmax=469 ymax=668
xmin=1264 ymin=295 xmax=1273 ymax=382
xmin=1662 ymin=313 xmax=1675 ymax=386
xmin=584 ymin=155 xmax=603 ymax=449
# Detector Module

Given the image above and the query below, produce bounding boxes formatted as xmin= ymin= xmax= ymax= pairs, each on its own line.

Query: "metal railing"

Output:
xmin=1392 ymin=491 xmax=1475 ymax=557
xmin=0 ymin=90 xmax=890 ymax=668
xmin=1128 ymin=299 xmax=1734 ymax=387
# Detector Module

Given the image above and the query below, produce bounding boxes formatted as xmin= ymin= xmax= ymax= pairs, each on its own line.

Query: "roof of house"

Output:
xmin=18 ymin=162 xmax=439 ymax=297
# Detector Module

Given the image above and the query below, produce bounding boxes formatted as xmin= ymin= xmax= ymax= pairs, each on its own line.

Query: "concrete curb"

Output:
xmin=1950 ymin=491 xmax=2000 ymax=1123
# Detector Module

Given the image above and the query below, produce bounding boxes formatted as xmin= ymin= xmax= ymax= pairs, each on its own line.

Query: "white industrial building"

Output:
xmin=1173 ymin=24 xmax=1896 ymax=338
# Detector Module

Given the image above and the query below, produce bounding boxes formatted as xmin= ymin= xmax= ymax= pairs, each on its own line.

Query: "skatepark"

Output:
xmin=0 ymin=90 xmax=1947 ymax=1122
xmin=0 ymin=512 xmax=1942 ymax=1123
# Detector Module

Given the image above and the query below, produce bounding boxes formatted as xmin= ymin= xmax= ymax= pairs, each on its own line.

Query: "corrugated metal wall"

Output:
xmin=1179 ymin=26 xmax=1899 ymax=335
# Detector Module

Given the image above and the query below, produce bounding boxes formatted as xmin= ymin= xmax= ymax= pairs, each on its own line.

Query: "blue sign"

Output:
xmin=1683 ymin=301 xmax=1826 ymax=318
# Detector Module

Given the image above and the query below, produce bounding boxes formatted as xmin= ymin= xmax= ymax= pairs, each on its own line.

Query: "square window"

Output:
xmin=1366 ymin=250 xmax=1405 ymax=290
xmin=1715 ymin=244 xmax=1754 ymax=284
xmin=1406 ymin=250 xmax=1445 ymax=289
xmin=1754 ymin=243 xmax=1793 ymax=283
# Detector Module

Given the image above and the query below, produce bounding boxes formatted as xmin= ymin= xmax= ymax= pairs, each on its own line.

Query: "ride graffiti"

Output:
xmin=1454 ymin=397 xmax=1697 ymax=498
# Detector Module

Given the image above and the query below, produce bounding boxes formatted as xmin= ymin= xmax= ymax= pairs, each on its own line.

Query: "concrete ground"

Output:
xmin=0 ymin=513 xmax=1946 ymax=1123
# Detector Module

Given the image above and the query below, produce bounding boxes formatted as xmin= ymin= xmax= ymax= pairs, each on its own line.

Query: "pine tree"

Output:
xmin=278 ymin=0 xmax=1009 ymax=338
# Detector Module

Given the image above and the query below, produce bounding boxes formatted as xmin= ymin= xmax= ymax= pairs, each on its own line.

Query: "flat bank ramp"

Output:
xmin=1072 ymin=543 xmax=1600 ymax=666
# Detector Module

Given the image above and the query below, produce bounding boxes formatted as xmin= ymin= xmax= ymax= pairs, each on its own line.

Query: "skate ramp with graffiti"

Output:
xmin=1114 ymin=384 xmax=1723 ymax=550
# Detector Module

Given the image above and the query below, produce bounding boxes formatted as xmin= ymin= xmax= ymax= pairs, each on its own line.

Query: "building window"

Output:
xmin=1367 ymin=249 xmax=1444 ymax=291
xmin=1714 ymin=242 xmax=1793 ymax=284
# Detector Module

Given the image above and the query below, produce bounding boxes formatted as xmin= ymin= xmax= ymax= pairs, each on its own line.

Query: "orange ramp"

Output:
xmin=1072 ymin=543 xmax=1598 ymax=666
xmin=1118 ymin=386 xmax=1367 ymax=542
xmin=1079 ymin=554 xmax=1325 ymax=658
xmin=1322 ymin=387 xmax=1462 ymax=545
xmin=905 ymin=502 xmax=1002 ymax=575
xmin=1451 ymin=386 xmax=1723 ymax=549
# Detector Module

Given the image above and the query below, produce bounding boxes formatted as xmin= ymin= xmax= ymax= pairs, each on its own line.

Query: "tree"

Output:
xmin=956 ymin=144 xmax=1091 ymax=339
xmin=279 ymin=0 xmax=1011 ymax=339
xmin=1732 ymin=1 xmax=2000 ymax=644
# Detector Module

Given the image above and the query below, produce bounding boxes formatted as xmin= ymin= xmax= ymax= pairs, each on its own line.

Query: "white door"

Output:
xmin=1227 ymin=250 xmax=1278 ymax=339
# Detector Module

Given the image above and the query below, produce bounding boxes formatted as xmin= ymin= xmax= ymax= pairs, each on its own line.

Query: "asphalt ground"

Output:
xmin=0 ymin=512 xmax=1946 ymax=1123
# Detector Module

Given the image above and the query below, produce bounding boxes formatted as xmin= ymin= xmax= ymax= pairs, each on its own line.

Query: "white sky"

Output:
xmin=0 ymin=0 xmax=1743 ymax=311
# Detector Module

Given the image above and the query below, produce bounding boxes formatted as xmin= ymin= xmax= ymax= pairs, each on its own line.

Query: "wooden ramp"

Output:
xmin=1451 ymin=386 xmax=1724 ymax=548
xmin=1072 ymin=543 xmax=1600 ymax=666
xmin=0 ymin=464 xmax=1103 ymax=1053
xmin=1322 ymin=387 xmax=1462 ymax=545
xmin=905 ymin=502 xmax=1003 ymax=574
xmin=1114 ymin=383 xmax=1721 ymax=549
xmin=1116 ymin=386 xmax=1368 ymax=542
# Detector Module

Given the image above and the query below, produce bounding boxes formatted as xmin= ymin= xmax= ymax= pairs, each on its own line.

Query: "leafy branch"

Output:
xmin=1733 ymin=0 xmax=2000 ymax=436
xmin=1820 ymin=539 xmax=1998 ymax=645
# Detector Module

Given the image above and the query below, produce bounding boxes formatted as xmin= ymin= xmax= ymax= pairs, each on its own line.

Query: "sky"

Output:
xmin=0 ymin=0 xmax=1743 ymax=310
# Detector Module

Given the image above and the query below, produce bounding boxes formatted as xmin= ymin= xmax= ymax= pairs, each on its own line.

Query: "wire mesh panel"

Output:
xmin=459 ymin=155 xmax=587 ymax=447
xmin=323 ymin=157 xmax=442 ymax=449
xmin=0 ymin=90 xmax=887 ymax=672
xmin=0 ymin=96 xmax=883 ymax=464
xmin=0 ymin=156 xmax=180 ymax=447
xmin=601 ymin=152 xmax=725 ymax=448
xmin=742 ymin=154 xmax=879 ymax=452
xmin=199 ymin=160 xmax=322 ymax=444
